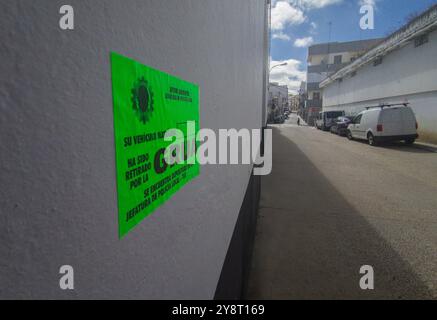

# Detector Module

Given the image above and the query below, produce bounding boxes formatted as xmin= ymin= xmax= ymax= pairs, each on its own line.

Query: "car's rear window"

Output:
xmin=326 ymin=112 xmax=344 ymax=119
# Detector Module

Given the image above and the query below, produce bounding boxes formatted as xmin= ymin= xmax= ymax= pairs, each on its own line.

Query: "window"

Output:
xmin=415 ymin=34 xmax=429 ymax=47
xmin=334 ymin=55 xmax=342 ymax=64
xmin=313 ymin=92 xmax=320 ymax=100
xmin=353 ymin=114 xmax=363 ymax=124
xmin=326 ymin=111 xmax=344 ymax=119
xmin=373 ymin=57 xmax=383 ymax=66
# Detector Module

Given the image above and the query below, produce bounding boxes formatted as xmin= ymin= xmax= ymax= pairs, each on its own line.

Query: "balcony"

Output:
xmin=307 ymin=82 xmax=321 ymax=91
xmin=306 ymin=99 xmax=322 ymax=108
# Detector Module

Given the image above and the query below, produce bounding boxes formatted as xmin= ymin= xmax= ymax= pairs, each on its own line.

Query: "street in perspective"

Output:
xmin=253 ymin=1 xmax=437 ymax=300
xmin=248 ymin=114 xmax=437 ymax=299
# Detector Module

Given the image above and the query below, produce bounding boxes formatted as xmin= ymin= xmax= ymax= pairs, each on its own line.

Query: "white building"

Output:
xmin=0 ymin=0 xmax=270 ymax=299
xmin=320 ymin=4 xmax=437 ymax=143
xmin=305 ymin=39 xmax=382 ymax=125
xmin=268 ymin=83 xmax=289 ymax=123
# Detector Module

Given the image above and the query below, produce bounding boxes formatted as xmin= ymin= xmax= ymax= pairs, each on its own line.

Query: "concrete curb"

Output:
xmin=414 ymin=141 xmax=437 ymax=153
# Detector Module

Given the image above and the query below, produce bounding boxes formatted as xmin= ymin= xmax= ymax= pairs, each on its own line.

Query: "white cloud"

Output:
xmin=271 ymin=0 xmax=344 ymax=32
xmin=358 ymin=0 xmax=380 ymax=12
xmin=290 ymin=0 xmax=343 ymax=9
xmin=270 ymin=58 xmax=306 ymax=94
xmin=272 ymin=32 xmax=291 ymax=41
xmin=359 ymin=0 xmax=376 ymax=6
xmin=271 ymin=1 xmax=306 ymax=31
xmin=309 ymin=21 xmax=318 ymax=34
xmin=294 ymin=36 xmax=314 ymax=47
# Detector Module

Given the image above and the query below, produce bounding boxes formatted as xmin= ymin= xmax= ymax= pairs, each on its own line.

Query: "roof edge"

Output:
xmin=320 ymin=4 xmax=437 ymax=88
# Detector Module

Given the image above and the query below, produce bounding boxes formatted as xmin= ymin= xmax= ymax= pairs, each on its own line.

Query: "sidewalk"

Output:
xmin=415 ymin=141 xmax=437 ymax=153
xmin=286 ymin=113 xmax=308 ymax=126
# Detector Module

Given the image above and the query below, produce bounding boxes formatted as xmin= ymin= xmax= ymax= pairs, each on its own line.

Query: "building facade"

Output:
xmin=289 ymin=94 xmax=300 ymax=113
xmin=305 ymin=38 xmax=383 ymax=125
xmin=268 ymin=83 xmax=289 ymax=123
xmin=298 ymin=81 xmax=307 ymax=117
xmin=0 ymin=0 xmax=270 ymax=299
xmin=320 ymin=4 xmax=437 ymax=143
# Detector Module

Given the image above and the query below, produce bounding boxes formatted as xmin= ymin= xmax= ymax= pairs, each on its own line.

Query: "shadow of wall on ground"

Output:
xmin=246 ymin=127 xmax=433 ymax=300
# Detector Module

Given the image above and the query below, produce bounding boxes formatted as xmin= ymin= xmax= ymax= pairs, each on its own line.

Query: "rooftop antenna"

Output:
xmin=359 ymin=22 xmax=363 ymax=41
xmin=327 ymin=21 xmax=332 ymax=72
xmin=325 ymin=21 xmax=335 ymax=83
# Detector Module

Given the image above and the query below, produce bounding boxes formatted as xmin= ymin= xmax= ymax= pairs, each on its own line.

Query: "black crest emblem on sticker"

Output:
xmin=131 ymin=77 xmax=154 ymax=124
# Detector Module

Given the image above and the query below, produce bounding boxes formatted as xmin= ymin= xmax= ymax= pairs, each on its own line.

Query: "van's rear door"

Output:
xmin=400 ymin=107 xmax=417 ymax=135
xmin=380 ymin=108 xmax=403 ymax=136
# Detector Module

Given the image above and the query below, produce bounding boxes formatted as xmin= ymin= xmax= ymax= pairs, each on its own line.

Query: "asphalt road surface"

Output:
xmin=247 ymin=114 xmax=437 ymax=299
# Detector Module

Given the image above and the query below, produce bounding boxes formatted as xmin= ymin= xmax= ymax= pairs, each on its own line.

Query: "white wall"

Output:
xmin=323 ymin=29 xmax=437 ymax=136
xmin=0 ymin=0 xmax=268 ymax=299
xmin=307 ymin=72 xmax=329 ymax=83
xmin=269 ymin=84 xmax=288 ymax=100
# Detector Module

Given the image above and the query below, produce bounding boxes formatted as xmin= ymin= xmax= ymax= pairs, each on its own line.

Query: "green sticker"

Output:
xmin=110 ymin=52 xmax=200 ymax=238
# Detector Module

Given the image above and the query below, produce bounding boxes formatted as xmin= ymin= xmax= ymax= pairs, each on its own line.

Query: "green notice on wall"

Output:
xmin=110 ymin=52 xmax=200 ymax=238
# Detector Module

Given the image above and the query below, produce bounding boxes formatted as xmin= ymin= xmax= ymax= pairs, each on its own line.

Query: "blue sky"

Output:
xmin=270 ymin=0 xmax=437 ymax=93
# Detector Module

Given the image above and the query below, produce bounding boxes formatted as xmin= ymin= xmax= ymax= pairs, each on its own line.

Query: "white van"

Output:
xmin=347 ymin=104 xmax=418 ymax=146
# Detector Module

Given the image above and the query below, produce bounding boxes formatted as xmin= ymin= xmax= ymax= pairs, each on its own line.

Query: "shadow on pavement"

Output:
xmin=246 ymin=127 xmax=433 ymax=300
xmin=384 ymin=142 xmax=437 ymax=153
xmin=350 ymin=139 xmax=435 ymax=154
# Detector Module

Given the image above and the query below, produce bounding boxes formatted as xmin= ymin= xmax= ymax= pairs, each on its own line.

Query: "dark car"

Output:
xmin=274 ymin=114 xmax=285 ymax=124
xmin=330 ymin=116 xmax=353 ymax=136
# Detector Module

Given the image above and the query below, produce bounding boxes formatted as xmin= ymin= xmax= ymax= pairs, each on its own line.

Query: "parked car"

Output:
xmin=346 ymin=104 xmax=418 ymax=146
xmin=274 ymin=114 xmax=285 ymax=124
xmin=316 ymin=111 xmax=345 ymax=131
xmin=330 ymin=116 xmax=353 ymax=136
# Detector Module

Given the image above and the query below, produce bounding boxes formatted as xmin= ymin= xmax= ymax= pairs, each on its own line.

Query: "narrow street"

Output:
xmin=247 ymin=114 xmax=437 ymax=299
